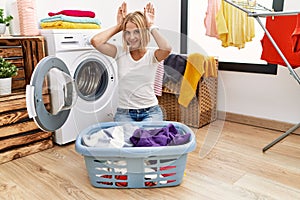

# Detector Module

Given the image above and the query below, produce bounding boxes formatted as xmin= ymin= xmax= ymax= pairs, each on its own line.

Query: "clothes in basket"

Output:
xmin=82 ymin=123 xmax=191 ymax=148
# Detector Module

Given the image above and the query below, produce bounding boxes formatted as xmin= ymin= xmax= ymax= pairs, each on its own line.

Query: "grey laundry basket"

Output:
xmin=75 ymin=121 xmax=196 ymax=188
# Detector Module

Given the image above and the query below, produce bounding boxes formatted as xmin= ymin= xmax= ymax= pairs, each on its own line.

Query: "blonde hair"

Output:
xmin=122 ymin=11 xmax=150 ymax=51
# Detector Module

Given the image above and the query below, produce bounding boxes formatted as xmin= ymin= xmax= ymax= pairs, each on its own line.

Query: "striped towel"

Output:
xmin=154 ymin=60 xmax=164 ymax=96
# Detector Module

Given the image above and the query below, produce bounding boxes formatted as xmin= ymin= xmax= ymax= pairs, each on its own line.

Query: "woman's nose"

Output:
xmin=129 ymin=32 xmax=135 ymax=39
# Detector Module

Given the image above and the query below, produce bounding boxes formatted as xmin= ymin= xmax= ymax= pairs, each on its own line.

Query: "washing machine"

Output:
xmin=26 ymin=29 xmax=118 ymax=145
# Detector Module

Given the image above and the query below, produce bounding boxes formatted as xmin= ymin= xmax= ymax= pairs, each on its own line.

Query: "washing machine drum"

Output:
xmin=74 ymin=58 xmax=108 ymax=101
xmin=26 ymin=56 xmax=82 ymax=132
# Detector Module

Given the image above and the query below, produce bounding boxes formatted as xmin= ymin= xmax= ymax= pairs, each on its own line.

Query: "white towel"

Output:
xmin=82 ymin=124 xmax=139 ymax=148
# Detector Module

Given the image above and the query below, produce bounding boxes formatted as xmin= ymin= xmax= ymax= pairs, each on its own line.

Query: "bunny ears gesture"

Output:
xmin=117 ymin=2 xmax=156 ymax=28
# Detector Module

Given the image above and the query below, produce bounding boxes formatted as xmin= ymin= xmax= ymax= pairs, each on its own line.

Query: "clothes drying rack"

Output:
xmin=223 ymin=0 xmax=300 ymax=152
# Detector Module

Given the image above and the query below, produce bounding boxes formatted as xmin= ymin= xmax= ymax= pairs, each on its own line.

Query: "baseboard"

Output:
xmin=217 ymin=111 xmax=300 ymax=134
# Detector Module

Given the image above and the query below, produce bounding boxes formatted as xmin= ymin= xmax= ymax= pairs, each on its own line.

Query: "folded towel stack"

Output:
xmin=40 ymin=10 xmax=101 ymax=29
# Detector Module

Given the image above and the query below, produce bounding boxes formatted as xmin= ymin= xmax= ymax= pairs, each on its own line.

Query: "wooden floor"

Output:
xmin=1 ymin=120 xmax=300 ymax=200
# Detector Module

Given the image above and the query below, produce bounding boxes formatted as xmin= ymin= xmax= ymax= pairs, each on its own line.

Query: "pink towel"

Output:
xmin=204 ymin=0 xmax=221 ymax=38
xmin=292 ymin=14 xmax=300 ymax=53
xmin=154 ymin=61 xmax=164 ymax=96
xmin=48 ymin=10 xmax=96 ymax=18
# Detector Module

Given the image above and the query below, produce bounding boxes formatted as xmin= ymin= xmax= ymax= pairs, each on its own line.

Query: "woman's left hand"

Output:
xmin=117 ymin=2 xmax=127 ymax=26
xmin=144 ymin=2 xmax=155 ymax=28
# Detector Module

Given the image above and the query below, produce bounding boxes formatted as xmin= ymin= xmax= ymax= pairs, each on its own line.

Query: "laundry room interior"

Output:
xmin=0 ymin=0 xmax=300 ymax=199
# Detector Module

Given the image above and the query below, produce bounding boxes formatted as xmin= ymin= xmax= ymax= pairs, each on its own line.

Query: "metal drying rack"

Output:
xmin=223 ymin=0 xmax=300 ymax=152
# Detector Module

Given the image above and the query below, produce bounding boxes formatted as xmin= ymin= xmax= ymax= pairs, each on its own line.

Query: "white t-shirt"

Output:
xmin=115 ymin=45 xmax=159 ymax=109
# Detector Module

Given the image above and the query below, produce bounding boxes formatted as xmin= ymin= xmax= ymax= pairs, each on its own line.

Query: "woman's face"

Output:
xmin=124 ymin=21 xmax=142 ymax=50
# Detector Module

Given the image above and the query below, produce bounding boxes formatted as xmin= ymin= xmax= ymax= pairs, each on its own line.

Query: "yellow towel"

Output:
xmin=178 ymin=53 xmax=205 ymax=107
xmin=216 ymin=0 xmax=255 ymax=49
xmin=203 ymin=56 xmax=217 ymax=78
xmin=40 ymin=21 xmax=101 ymax=29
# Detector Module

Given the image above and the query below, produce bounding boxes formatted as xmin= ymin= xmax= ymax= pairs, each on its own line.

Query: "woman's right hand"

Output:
xmin=117 ymin=2 xmax=127 ymax=27
xmin=144 ymin=2 xmax=155 ymax=28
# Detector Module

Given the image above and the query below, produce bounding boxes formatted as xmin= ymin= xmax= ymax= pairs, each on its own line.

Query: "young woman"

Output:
xmin=91 ymin=2 xmax=172 ymax=122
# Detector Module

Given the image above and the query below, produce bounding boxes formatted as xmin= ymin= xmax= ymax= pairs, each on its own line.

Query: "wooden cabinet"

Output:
xmin=0 ymin=37 xmax=53 ymax=164
xmin=0 ymin=36 xmax=45 ymax=92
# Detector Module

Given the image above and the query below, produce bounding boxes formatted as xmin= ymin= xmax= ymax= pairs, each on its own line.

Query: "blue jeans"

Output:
xmin=114 ymin=105 xmax=163 ymax=122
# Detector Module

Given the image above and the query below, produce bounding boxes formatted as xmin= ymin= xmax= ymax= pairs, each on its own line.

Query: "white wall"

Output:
xmin=34 ymin=0 xmax=180 ymax=32
xmin=2 ymin=0 xmax=181 ymax=52
xmin=2 ymin=0 xmax=180 ymax=31
xmin=189 ymin=0 xmax=300 ymax=124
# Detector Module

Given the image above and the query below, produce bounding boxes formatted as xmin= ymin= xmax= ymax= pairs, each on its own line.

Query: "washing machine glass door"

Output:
xmin=74 ymin=58 xmax=108 ymax=101
xmin=26 ymin=56 xmax=78 ymax=132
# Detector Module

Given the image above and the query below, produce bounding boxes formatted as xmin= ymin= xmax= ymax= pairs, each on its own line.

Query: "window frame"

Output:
xmin=181 ymin=0 xmax=285 ymax=75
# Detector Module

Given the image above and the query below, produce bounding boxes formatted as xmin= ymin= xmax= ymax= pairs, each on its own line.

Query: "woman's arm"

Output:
xmin=91 ymin=2 xmax=127 ymax=58
xmin=91 ymin=25 xmax=121 ymax=58
xmin=144 ymin=3 xmax=172 ymax=62
xmin=150 ymin=27 xmax=172 ymax=62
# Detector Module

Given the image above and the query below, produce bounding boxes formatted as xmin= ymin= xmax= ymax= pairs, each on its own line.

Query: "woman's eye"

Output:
xmin=134 ymin=30 xmax=140 ymax=34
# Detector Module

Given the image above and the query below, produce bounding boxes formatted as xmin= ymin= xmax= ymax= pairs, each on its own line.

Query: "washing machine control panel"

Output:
xmin=42 ymin=33 xmax=96 ymax=53
xmin=58 ymin=34 xmax=93 ymax=50
xmin=83 ymin=34 xmax=92 ymax=46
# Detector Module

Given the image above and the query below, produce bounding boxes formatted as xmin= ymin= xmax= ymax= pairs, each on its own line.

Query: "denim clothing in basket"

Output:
xmin=130 ymin=123 xmax=191 ymax=147
xmin=114 ymin=105 xmax=163 ymax=122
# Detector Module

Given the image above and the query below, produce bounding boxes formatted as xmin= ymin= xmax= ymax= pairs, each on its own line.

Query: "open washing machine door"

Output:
xmin=26 ymin=56 xmax=78 ymax=132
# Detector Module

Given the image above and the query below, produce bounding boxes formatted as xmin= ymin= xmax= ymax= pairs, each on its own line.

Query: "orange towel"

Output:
xmin=178 ymin=53 xmax=205 ymax=107
xmin=292 ymin=14 xmax=300 ymax=53
xmin=261 ymin=15 xmax=300 ymax=68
